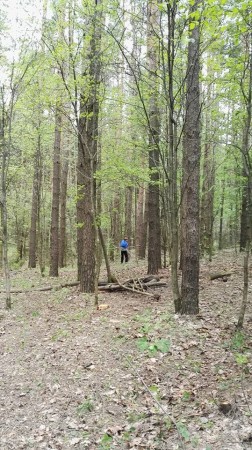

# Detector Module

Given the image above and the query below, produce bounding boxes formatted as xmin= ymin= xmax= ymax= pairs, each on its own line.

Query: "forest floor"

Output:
xmin=0 ymin=249 xmax=252 ymax=450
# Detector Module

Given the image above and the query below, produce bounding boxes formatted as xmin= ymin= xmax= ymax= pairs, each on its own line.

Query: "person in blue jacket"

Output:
xmin=120 ymin=237 xmax=129 ymax=263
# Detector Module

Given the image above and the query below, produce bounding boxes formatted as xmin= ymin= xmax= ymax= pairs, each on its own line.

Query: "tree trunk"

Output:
xmin=237 ymin=30 xmax=252 ymax=328
xmin=180 ymin=0 xmax=201 ymax=315
xmin=110 ymin=194 xmax=121 ymax=261
xmin=77 ymin=0 xmax=101 ymax=293
xmin=125 ymin=186 xmax=133 ymax=247
xmin=200 ymin=139 xmax=215 ymax=260
xmin=49 ymin=106 xmax=62 ymax=277
xmin=240 ymin=179 xmax=248 ymax=251
xmin=0 ymin=87 xmax=12 ymax=309
xmin=28 ymin=1 xmax=47 ymax=269
xmin=135 ymin=185 xmax=145 ymax=259
xmin=59 ymin=134 xmax=69 ymax=268
xmin=147 ymin=0 xmax=161 ymax=275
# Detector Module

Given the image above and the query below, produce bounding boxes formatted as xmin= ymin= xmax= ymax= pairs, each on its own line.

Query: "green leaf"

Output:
xmin=137 ymin=337 xmax=149 ymax=351
xmin=155 ymin=338 xmax=171 ymax=353
xmin=177 ymin=422 xmax=190 ymax=442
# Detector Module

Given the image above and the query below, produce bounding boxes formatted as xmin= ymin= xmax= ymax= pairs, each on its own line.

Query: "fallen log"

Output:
xmin=210 ymin=273 xmax=231 ymax=281
xmin=0 ymin=277 xmax=167 ymax=294
xmin=115 ymin=278 xmax=162 ymax=300
xmin=0 ymin=281 xmax=80 ymax=294
xmin=122 ymin=275 xmax=160 ymax=284
xmin=98 ymin=281 xmax=167 ymax=292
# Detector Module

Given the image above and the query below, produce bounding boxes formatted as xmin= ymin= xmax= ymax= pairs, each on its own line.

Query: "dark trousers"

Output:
xmin=121 ymin=250 xmax=128 ymax=263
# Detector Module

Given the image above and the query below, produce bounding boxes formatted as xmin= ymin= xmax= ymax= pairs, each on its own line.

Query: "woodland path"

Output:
xmin=0 ymin=250 xmax=252 ymax=449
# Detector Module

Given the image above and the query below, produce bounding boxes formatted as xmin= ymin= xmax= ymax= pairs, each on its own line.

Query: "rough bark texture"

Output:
xmin=240 ymin=181 xmax=248 ymax=251
xmin=237 ymin=31 xmax=252 ymax=328
xmin=164 ymin=1 xmax=180 ymax=309
xmin=77 ymin=0 xmax=101 ymax=293
xmin=28 ymin=1 xmax=47 ymax=269
xmin=59 ymin=156 xmax=68 ymax=268
xmin=135 ymin=186 xmax=145 ymax=259
xmin=0 ymin=88 xmax=12 ymax=309
xmin=200 ymin=141 xmax=215 ymax=260
xmin=125 ymin=186 xmax=133 ymax=247
xmin=200 ymin=68 xmax=215 ymax=260
xmin=180 ymin=0 xmax=201 ymax=315
xmin=49 ymin=107 xmax=62 ymax=277
xmin=59 ymin=120 xmax=70 ymax=268
xmin=28 ymin=136 xmax=41 ymax=268
xmin=110 ymin=194 xmax=121 ymax=261
xmin=147 ymin=0 xmax=161 ymax=275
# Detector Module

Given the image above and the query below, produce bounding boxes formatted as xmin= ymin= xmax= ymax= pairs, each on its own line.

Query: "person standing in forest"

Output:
xmin=120 ymin=237 xmax=129 ymax=263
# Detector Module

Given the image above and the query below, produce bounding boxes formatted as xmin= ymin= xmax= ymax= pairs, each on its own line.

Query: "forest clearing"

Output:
xmin=1 ymin=250 xmax=252 ymax=450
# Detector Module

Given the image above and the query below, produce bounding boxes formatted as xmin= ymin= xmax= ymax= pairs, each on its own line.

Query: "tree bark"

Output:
xmin=49 ymin=106 xmax=62 ymax=277
xmin=59 ymin=132 xmax=69 ymax=268
xmin=147 ymin=0 xmax=161 ymax=275
xmin=180 ymin=0 xmax=201 ymax=315
xmin=135 ymin=185 xmax=145 ymax=259
xmin=77 ymin=0 xmax=101 ymax=292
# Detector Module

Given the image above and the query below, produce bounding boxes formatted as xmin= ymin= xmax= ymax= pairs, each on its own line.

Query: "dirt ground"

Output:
xmin=0 ymin=250 xmax=252 ymax=450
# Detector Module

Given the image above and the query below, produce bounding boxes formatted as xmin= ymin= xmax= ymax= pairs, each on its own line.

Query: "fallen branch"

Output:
xmin=115 ymin=278 xmax=161 ymax=300
xmin=210 ymin=273 xmax=231 ymax=281
xmin=0 ymin=281 xmax=80 ymax=294
xmin=0 ymin=277 xmax=166 ymax=295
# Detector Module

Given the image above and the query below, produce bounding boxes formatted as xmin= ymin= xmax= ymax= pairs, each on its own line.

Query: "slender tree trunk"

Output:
xmin=49 ymin=106 xmax=62 ymax=277
xmin=240 ymin=177 xmax=249 ymax=251
xmin=28 ymin=134 xmax=42 ymax=268
xmin=59 ymin=131 xmax=69 ymax=268
xmin=180 ymin=0 xmax=201 ymax=315
xmin=125 ymin=186 xmax=133 ymax=246
xmin=218 ymin=179 xmax=225 ymax=250
xmin=28 ymin=1 xmax=47 ymax=269
xmin=135 ymin=185 xmax=145 ymax=259
xmin=147 ymin=0 xmax=161 ymax=275
xmin=237 ymin=30 xmax=252 ymax=328
xmin=1 ymin=150 xmax=11 ymax=310
xmin=110 ymin=194 xmax=121 ymax=261
xmin=0 ymin=87 xmax=12 ymax=309
xmin=200 ymin=139 xmax=215 ymax=260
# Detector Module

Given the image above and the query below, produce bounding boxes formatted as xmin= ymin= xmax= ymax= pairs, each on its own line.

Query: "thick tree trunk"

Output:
xmin=77 ymin=0 xmax=101 ymax=293
xmin=180 ymin=0 xmax=201 ymax=315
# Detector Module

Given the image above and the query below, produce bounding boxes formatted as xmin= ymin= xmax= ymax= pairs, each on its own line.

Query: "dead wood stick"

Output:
xmin=0 ymin=281 xmax=80 ymax=294
xmin=116 ymin=278 xmax=159 ymax=299
xmin=123 ymin=275 xmax=160 ymax=285
xmin=0 ymin=279 xmax=167 ymax=295
xmin=210 ymin=273 xmax=231 ymax=281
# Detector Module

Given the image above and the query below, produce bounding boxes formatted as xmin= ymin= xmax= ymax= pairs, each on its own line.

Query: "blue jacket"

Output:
xmin=120 ymin=239 xmax=128 ymax=250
